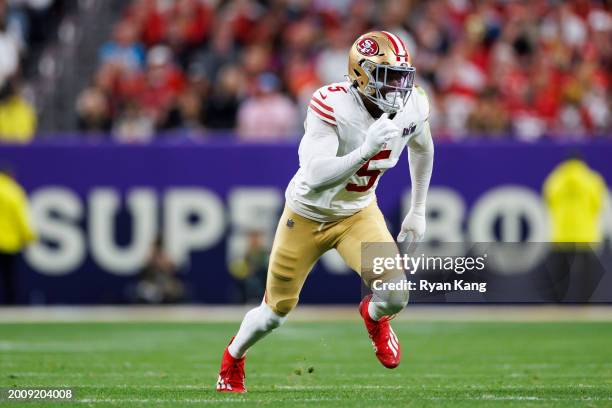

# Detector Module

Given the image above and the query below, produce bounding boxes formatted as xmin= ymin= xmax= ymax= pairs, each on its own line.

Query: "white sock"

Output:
xmin=368 ymin=301 xmax=386 ymax=321
xmin=228 ymin=301 xmax=287 ymax=358
xmin=368 ymin=278 xmax=409 ymax=321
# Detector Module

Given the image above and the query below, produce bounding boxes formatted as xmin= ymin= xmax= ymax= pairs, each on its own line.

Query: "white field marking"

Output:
xmin=222 ymin=360 xmax=584 ymax=375
xmin=0 ymin=341 xmax=168 ymax=352
xmin=210 ymin=371 xmax=611 ymax=380
xmin=71 ymin=385 xmax=204 ymax=390
xmin=71 ymin=395 xmax=612 ymax=404
xmin=301 ymin=362 xmax=605 ymax=371
xmin=6 ymin=370 xmax=608 ymax=381
xmin=320 ymin=372 xmax=610 ymax=379
xmin=421 ymin=396 xmax=612 ymax=402
xmin=43 ymin=383 xmax=606 ymax=391
xmin=0 ymin=383 xmax=594 ymax=392
xmin=0 ymin=362 xmax=217 ymax=370
xmin=492 ymin=363 xmax=561 ymax=369
xmin=0 ymin=371 xmax=402 ymax=380
xmin=56 ymin=384 xmax=604 ymax=392
xmin=272 ymin=361 xmax=612 ymax=371
xmin=418 ymin=372 xmax=611 ymax=379
xmin=272 ymin=384 xmax=602 ymax=391
xmin=4 ymin=371 xmax=173 ymax=378
xmin=75 ymin=397 xmax=345 ymax=404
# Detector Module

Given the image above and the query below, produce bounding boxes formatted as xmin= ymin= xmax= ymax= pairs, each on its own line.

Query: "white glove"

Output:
xmin=397 ymin=210 xmax=426 ymax=243
xmin=360 ymin=113 xmax=400 ymax=159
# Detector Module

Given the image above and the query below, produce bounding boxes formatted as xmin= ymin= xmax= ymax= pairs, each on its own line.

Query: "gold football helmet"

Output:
xmin=348 ymin=31 xmax=415 ymax=113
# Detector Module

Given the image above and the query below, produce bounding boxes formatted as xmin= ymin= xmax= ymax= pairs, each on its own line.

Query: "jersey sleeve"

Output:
xmin=298 ymin=109 xmax=369 ymax=191
xmin=308 ymin=88 xmax=338 ymax=127
xmin=299 ymin=109 xmax=339 ymax=167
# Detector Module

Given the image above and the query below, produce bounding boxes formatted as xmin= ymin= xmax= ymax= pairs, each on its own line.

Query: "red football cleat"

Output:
xmin=216 ymin=337 xmax=246 ymax=393
xmin=359 ymin=294 xmax=401 ymax=369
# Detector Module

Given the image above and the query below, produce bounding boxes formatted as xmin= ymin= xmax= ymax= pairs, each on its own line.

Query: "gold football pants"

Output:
xmin=265 ymin=201 xmax=402 ymax=315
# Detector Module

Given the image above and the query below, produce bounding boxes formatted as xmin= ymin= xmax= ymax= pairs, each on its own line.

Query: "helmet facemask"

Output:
xmin=361 ymin=60 xmax=415 ymax=114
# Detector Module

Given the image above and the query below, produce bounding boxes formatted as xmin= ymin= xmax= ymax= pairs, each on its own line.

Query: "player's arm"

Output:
xmin=407 ymin=122 xmax=434 ymax=218
xmin=397 ymin=121 xmax=434 ymax=242
xmin=301 ymin=110 xmax=399 ymax=191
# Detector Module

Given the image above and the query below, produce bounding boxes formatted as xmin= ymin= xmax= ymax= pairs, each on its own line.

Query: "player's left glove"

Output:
xmin=397 ymin=210 xmax=426 ymax=243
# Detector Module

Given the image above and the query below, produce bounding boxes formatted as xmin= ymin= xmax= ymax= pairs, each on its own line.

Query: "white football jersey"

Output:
xmin=285 ymin=81 xmax=430 ymax=222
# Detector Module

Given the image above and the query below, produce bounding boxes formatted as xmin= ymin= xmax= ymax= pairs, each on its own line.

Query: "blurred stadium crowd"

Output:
xmin=0 ymin=0 xmax=68 ymax=142
xmin=0 ymin=0 xmax=610 ymax=143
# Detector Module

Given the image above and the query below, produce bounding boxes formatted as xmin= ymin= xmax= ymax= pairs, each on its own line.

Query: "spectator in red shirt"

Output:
xmin=237 ymin=73 xmax=298 ymax=141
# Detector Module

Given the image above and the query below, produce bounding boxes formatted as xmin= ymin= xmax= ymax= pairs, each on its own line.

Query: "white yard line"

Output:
xmin=71 ymin=395 xmax=612 ymax=404
xmin=7 ymin=383 xmax=596 ymax=390
xmin=75 ymin=397 xmax=345 ymax=404
xmin=272 ymin=384 xmax=601 ymax=390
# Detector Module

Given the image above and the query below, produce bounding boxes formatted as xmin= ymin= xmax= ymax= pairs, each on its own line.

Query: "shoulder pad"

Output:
xmin=308 ymin=82 xmax=353 ymax=127
xmin=411 ymin=85 xmax=430 ymax=122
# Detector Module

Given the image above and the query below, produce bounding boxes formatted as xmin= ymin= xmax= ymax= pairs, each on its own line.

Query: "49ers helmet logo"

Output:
xmin=356 ymin=38 xmax=379 ymax=56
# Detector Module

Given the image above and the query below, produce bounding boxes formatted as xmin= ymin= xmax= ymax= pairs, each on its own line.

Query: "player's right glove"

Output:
xmin=360 ymin=113 xmax=400 ymax=160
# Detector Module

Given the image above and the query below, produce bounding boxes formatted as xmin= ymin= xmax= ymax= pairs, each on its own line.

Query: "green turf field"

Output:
xmin=0 ymin=321 xmax=611 ymax=407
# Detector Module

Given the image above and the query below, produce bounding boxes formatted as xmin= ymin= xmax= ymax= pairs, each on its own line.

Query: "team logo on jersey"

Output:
xmin=402 ymin=122 xmax=417 ymax=137
xmin=286 ymin=219 xmax=295 ymax=228
xmin=356 ymin=38 xmax=379 ymax=56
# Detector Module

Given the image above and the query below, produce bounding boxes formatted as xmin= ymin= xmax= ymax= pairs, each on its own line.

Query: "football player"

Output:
xmin=216 ymin=31 xmax=433 ymax=392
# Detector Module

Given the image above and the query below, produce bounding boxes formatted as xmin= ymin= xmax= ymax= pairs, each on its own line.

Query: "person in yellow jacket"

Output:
xmin=542 ymin=155 xmax=608 ymax=302
xmin=0 ymin=93 xmax=36 ymax=143
xmin=0 ymin=166 xmax=36 ymax=304
xmin=544 ymin=156 xmax=607 ymax=243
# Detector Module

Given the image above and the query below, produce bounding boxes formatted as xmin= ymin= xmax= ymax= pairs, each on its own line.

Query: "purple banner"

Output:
xmin=1 ymin=139 xmax=611 ymax=304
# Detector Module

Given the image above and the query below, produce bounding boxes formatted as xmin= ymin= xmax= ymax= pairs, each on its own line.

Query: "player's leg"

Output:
xmin=333 ymin=202 xmax=408 ymax=368
xmin=229 ymin=207 xmax=323 ymax=357
xmin=216 ymin=299 xmax=284 ymax=392
xmin=217 ymin=206 xmax=324 ymax=392
xmin=335 ymin=202 xmax=409 ymax=317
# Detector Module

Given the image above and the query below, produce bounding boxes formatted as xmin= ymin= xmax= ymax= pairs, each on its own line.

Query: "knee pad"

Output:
xmin=266 ymin=296 xmax=298 ymax=316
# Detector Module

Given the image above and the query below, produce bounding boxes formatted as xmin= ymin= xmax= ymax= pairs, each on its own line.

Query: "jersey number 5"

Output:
xmin=327 ymin=85 xmax=347 ymax=93
xmin=346 ymin=150 xmax=391 ymax=192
